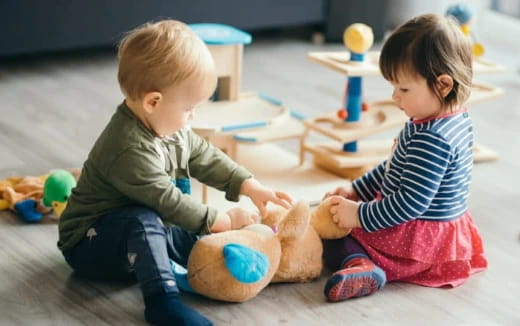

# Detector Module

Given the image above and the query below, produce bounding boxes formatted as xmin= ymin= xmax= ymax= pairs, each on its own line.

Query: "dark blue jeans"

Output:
xmin=62 ymin=206 xmax=199 ymax=299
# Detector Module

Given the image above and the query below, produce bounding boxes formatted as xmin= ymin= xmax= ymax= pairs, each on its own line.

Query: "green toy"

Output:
xmin=43 ymin=169 xmax=76 ymax=217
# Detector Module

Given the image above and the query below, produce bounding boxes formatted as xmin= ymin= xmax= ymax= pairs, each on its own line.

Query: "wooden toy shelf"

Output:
xmin=301 ymin=50 xmax=506 ymax=179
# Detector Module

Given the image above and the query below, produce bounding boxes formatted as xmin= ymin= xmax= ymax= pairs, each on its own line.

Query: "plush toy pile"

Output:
xmin=186 ymin=197 xmax=351 ymax=302
xmin=0 ymin=169 xmax=78 ymax=222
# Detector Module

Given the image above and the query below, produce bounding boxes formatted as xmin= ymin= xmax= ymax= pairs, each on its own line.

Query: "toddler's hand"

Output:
xmin=227 ymin=207 xmax=259 ymax=230
xmin=240 ymin=178 xmax=293 ymax=218
xmin=329 ymin=196 xmax=361 ymax=229
xmin=323 ymin=185 xmax=360 ymax=201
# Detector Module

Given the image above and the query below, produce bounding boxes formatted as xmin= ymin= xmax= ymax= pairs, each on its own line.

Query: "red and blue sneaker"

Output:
xmin=324 ymin=253 xmax=386 ymax=302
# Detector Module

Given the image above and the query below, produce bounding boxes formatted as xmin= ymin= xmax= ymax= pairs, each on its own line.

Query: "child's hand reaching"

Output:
xmin=323 ymin=185 xmax=360 ymax=201
xmin=329 ymin=196 xmax=362 ymax=229
xmin=240 ymin=178 xmax=293 ymax=218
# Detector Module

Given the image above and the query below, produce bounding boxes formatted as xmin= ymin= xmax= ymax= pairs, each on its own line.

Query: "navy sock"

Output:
xmin=144 ymin=292 xmax=213 ymax=326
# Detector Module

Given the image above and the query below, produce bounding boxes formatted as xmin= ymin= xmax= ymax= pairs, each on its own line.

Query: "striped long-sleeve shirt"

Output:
xmin=352 ymin=110 xmax=474 ymax=232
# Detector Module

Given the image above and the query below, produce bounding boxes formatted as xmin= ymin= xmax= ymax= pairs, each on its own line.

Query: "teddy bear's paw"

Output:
xmin=223 ymin=243 xmax=270 ymax=283
xmin=311 ymin=197 xmax=352 ymax=239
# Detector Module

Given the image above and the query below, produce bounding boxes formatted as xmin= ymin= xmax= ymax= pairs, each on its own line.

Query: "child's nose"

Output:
xmin=392 ymin=90 xmax=399 ymax=102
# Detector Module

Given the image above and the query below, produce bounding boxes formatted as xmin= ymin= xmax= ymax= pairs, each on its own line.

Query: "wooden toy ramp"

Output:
xmin=307 ymin=51 xmax=381 ymax=76
xmin=300 ymin=100 xmax=402 ymax=179
xmin=191 ymin=92 xmax=306 ymax=160
xmin=307 ymin=51 xmax=505 ymax=76
xmin=470 ymin=82 xmax=504 ymax=103
xmin=191 ymin=92 xmax=289 ymax=136
xmin=473 ymin=57 xmax=506 ymax=74
xmin=302 ymin=101 xmax=403 ymax=145
xmin=231 ymin=116 xmax=305 ymax=144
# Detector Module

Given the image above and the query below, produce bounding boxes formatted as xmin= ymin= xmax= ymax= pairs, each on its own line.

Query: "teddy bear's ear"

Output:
xmin=222 ymin=243 xmax=270 ymax=283
xmin=311 ymin=197 xmax=351 ymax=239
xmin=276 ymin=201 xmax=310 ymax=241
xmin=187 ymin=230 xmax=282 ymax=303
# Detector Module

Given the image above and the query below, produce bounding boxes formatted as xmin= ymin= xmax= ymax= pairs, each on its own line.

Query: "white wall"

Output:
xmin=386 ymin=0 xmax=492 ymax=28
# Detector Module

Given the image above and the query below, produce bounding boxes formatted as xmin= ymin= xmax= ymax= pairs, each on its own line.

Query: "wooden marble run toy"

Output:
xmin=301 ymin=22 xmax=505 ymax=179
xmin=189 ymin=24 xmax=305 ymax=202
xmin=189 ymin=24 xmax=305 ymax=159
xmin=335 ymin=23 xmax=374 ymax=153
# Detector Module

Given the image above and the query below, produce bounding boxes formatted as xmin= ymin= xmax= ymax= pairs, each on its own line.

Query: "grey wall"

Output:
xmin=1 ymin=0 xmax=325 ymax=56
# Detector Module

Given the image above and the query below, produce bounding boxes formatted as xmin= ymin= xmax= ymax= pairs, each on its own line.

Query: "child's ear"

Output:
xmin=436 ymin=74 xmax=454 ymax=98
xmin=142 ymin=92 xmax=162 ymax=114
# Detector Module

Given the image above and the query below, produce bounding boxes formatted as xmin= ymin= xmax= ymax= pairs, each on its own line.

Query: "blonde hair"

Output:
xmin=118 ymin=20 xmax=216 ymax=101
xmin=379 ymin=14 xmax=473 ymax=110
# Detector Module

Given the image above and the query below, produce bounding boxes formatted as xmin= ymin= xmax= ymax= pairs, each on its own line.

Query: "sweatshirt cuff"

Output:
xmin=201 ymin=206 xmax=218 ymax=235
xmin=225 ymin=166 xmax=253 ymax=202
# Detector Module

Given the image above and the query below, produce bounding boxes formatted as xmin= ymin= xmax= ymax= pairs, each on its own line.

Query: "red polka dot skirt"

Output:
xmin=350 ymin=211 xmax=487 ymax=288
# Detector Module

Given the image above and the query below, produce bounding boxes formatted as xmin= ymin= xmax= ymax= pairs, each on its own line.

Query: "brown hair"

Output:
xmin=117 ymin=20 xmax=215 ymax=101
xmin=379 ymin=14 xmax=473 ymax=110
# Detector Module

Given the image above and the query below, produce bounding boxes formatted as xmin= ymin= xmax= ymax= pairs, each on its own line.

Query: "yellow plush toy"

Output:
xmin=186 ymin=199 xmax=351 ymax=302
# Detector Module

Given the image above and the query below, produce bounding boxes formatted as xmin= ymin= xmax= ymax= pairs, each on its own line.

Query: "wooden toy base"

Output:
xmin=301 ymin=140 xmax=393 ymax=179
xmin=301 ymin=140 xmax=498 ymax=181
xmin=312 ymin=157 xmax=370 ymax=180
xmin=191 ymin=143 xmax=348 ymax=209
xmin=473 ymin=144 xmax=499 ymax=162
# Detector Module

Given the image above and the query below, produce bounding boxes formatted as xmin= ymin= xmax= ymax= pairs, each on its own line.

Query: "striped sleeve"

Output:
xmin=352 ymin=161 xmax=386 ymax=201
xmin=358 ymin=131 xmax=452 ymax=232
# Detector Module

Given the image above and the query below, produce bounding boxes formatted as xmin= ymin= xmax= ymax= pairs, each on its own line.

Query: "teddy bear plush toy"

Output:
xmin=185 ymin=197 xmax=351 ymax=302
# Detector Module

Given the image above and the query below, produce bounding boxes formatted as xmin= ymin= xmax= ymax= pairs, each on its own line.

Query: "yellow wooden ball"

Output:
xmin=473 ymin=42 xmax=485 ymax=57
xmin=343 ymin=23 xmax=374 ymax=54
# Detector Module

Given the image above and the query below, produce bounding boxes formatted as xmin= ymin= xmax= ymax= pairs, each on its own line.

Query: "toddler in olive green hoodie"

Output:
xmin=58 ymin=20 xmax=292 ymax=326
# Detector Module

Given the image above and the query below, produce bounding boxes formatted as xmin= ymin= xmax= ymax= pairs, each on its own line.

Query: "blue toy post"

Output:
xmin=341 ymin=24 xmax=374 ymax=153
xmin=343 ymin=52 xmax=364 ymax=152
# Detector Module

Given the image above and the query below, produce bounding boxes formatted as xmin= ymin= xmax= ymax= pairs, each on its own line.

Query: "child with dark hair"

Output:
xmin=322 ymin=13 xmax=487 ymax=302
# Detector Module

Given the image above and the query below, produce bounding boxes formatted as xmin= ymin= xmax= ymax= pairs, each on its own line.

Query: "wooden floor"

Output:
xmin=1 ymin=10 xmax=519 ymax=326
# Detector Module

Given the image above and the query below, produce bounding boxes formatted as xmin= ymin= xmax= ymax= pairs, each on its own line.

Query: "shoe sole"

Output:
xmin=325 ymin=272 xmax=379 ymax=302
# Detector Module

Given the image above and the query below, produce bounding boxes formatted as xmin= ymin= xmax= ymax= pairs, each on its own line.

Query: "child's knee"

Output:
xmin=127 ymin=206 xmax=165 ymax=230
